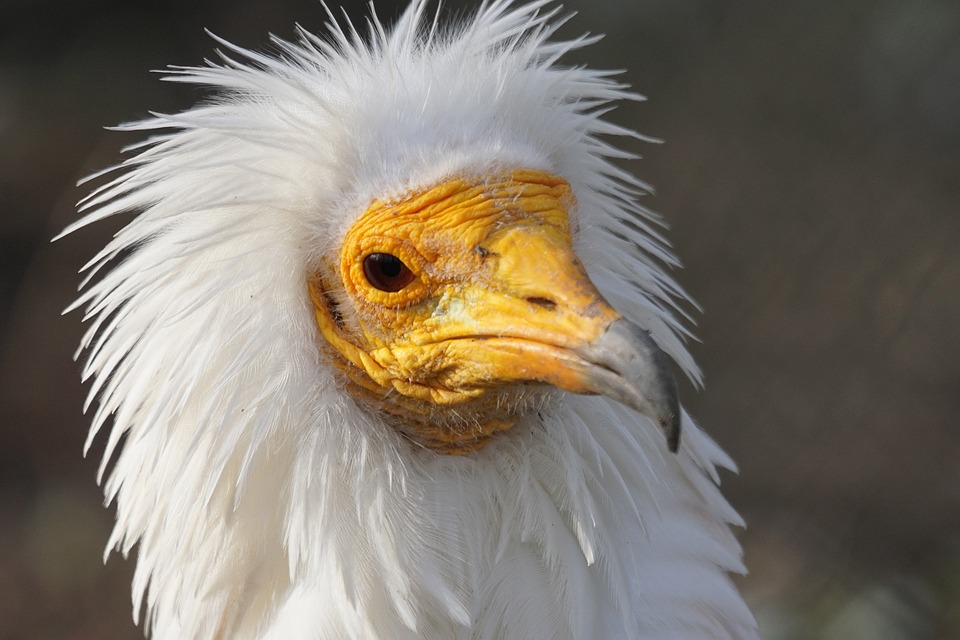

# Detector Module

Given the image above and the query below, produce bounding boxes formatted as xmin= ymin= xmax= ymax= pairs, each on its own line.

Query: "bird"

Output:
xmin=63 ymin=1 xmax=758 ymax=638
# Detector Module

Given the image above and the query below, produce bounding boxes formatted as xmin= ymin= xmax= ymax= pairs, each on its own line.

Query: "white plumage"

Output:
xmin=65 ymin=1 xmax=758 ymax=638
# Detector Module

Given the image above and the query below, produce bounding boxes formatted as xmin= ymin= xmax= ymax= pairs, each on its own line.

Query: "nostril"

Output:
xmin=526 ymin=296 xmax=557 ymax=310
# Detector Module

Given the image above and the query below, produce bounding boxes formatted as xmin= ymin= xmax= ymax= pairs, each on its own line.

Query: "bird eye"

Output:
xmin=362 ymin=253 xmax=415 ymax=292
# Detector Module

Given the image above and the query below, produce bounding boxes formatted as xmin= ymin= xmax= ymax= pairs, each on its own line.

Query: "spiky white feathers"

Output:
xmin=65 ymin=1 xmax=758 ymax=638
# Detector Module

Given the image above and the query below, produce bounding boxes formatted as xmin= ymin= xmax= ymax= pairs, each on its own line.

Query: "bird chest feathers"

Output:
xmin=64 ymin=0 xmax=759 ymax=638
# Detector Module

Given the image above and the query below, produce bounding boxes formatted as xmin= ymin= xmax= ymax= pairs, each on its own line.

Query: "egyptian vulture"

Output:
xmin=64 ymin=1 xmax=758 ymax=638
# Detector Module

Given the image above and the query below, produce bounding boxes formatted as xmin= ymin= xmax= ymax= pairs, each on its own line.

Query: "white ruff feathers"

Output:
xmin=65 ymin=1 xmax=759 ymax=638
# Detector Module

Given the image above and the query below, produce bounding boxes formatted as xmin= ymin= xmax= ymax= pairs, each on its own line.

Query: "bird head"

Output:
xmin=309 ymin=168 xmax=679 ymax=453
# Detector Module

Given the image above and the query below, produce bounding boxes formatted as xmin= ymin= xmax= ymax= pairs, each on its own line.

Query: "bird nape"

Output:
xmin=64 ymin=1 xmax=758 ymax=638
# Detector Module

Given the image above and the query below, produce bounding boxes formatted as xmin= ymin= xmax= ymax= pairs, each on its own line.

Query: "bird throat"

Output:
xmin=307 ymin=280 xmax=534 ymax=454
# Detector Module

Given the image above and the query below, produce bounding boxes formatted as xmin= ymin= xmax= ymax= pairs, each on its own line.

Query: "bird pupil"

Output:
xmin=380 ymin=256 xmax=401 ymax=277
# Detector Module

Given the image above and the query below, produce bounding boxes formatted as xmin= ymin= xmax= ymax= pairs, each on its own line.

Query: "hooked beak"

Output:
xmin=376 ymin=221 xmax=684 ymax=452
xmin=572 ymin=318 xmax=680 ymax=452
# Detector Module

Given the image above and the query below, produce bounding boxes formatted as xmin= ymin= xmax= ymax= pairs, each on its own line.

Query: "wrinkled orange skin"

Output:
xmin=309 ymin=170 xmax=620 ymax=453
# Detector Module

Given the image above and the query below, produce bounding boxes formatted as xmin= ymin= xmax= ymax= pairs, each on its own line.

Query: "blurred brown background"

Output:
xmin=1 ymin=0 xmax=958 ymax=638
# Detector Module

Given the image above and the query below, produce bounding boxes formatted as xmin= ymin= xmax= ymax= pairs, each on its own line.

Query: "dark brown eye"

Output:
xmin=362 ymin=253 xmax=415 ymax=292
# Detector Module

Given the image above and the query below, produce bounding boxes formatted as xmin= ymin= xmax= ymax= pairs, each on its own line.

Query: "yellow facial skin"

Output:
xmin=309 ymin=170 xmax=622 ymax=453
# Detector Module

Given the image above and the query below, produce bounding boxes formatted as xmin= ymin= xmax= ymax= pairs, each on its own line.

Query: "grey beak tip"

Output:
xmin=659 ymin=370 xmax=681 ymax=453
xmin=583 ymin=318 xmax=683 ymax=454
xmin=665 ymin=411 xmax=681 ymax=453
